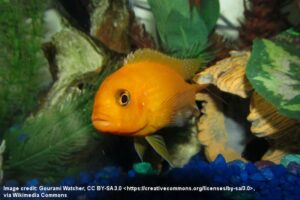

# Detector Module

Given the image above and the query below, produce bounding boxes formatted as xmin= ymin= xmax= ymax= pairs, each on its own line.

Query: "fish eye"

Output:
xmin=117 ymin=90 xmax=130 ymax=106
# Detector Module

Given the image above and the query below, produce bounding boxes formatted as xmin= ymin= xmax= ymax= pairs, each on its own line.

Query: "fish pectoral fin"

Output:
xmin=134 ymin=137 xmax=149 ymax=161
xmin=145 ymin=135 xmax=174 ymax=167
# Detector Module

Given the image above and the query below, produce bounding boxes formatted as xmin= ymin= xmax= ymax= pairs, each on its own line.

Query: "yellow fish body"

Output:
xmin=92 ymin=49 xmax=206 ymax=137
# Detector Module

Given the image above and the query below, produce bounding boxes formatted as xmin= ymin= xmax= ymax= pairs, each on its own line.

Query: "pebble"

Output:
xmin=4 ymin=153 xmax=300 ymax=199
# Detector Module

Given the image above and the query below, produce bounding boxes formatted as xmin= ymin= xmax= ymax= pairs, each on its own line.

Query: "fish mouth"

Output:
xmin=93 ymin=118 xmax=111 ymax=126
xmin=92 ymin=113 xmax=112 ymax=129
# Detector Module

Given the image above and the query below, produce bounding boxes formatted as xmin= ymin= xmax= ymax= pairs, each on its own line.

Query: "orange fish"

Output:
xmin=92 ymin=49 xmax=207 ymax=165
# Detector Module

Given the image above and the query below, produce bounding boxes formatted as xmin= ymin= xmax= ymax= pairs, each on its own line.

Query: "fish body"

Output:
xmin=92 ymin=49 xmax=205 ymax=137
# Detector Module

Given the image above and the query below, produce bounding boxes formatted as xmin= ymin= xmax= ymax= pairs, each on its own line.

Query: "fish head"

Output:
xmin=92 ymin=69 xmax=149 ymax=136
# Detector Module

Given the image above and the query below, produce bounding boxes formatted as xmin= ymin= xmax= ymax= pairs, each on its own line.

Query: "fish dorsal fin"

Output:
xmin=125 ymin=48 xmax=203 ymax=80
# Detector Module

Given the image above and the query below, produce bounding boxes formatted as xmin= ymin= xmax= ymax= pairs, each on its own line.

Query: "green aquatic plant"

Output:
xmin=246 ymin=27 xmax=300 ymax=120
xmin=3 ymin=62 xmax=119 ymax=181
xmin=1 ymin=1 xmax=123 ymax=181
xmin=147 ymin=0 xmax=219 ymax=59
xmin=0 ymin=0 xmax=51 ymax=133
xmin=4 ymin=93 xmax=94 ymax=179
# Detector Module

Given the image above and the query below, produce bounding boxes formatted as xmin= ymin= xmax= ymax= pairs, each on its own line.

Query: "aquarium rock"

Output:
xmin=196 ymin=91 xmax=247 ymax=162
xmin=90 ymin=0 xmax=131 ymax=53
xmin=44 ymin=17 xmax=107 ymax=107
xmin=195 ymin=51 xmax=253 ymax=98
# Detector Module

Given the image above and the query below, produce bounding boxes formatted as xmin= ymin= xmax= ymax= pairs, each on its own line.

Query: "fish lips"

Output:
xmin=91 ymin=112 xmax=148 ymax=136
xmin=93 ymin=118 xmax=111 ymax=127
xmin=91 ymin=114 xmax=124 ymax=134
xmin=92 ymin=113 xmax=113 ymax=130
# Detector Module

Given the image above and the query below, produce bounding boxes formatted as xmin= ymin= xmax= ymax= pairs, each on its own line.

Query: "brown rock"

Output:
xmin=90 ymin=0 xmax=131 ymax=54
xmin=195 ymin=51 xmax=253 ymax=98
xmin=196 ymin=91 xmax=246 ymax=162
xmin=247 ymin=92 xmax=299 ymax=137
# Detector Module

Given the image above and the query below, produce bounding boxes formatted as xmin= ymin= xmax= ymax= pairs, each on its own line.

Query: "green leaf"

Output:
xmin=148 ymin=0 xmax=210 ymax=59
xmin=197 ymin=0 xmax=220 ymax=33
xmin=161 ymin=8 xmax=208 ymax=58
xmin=246 ymin=38 xmax=300 ymax=120
xmin=147 ymin=0 xmax=190 ymax=32
xmin=148 ymin=0 xmax=190 ymax=45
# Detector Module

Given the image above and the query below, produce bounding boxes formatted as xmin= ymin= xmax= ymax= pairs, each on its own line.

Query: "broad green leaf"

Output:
xmin=246 ymin=38 xmax=300 ymax=120
xmin=147 ymin=0 xmax=190 ymax=44
xmin=148 ymin=0 xmax=210 ymax=59
xmin=272 ymin=26 xmax=300 ymax=50
xmin=198 ymin=0 xmax=220 ymax=32
xmin=162 ymin=8 xmax=208 ymax=57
